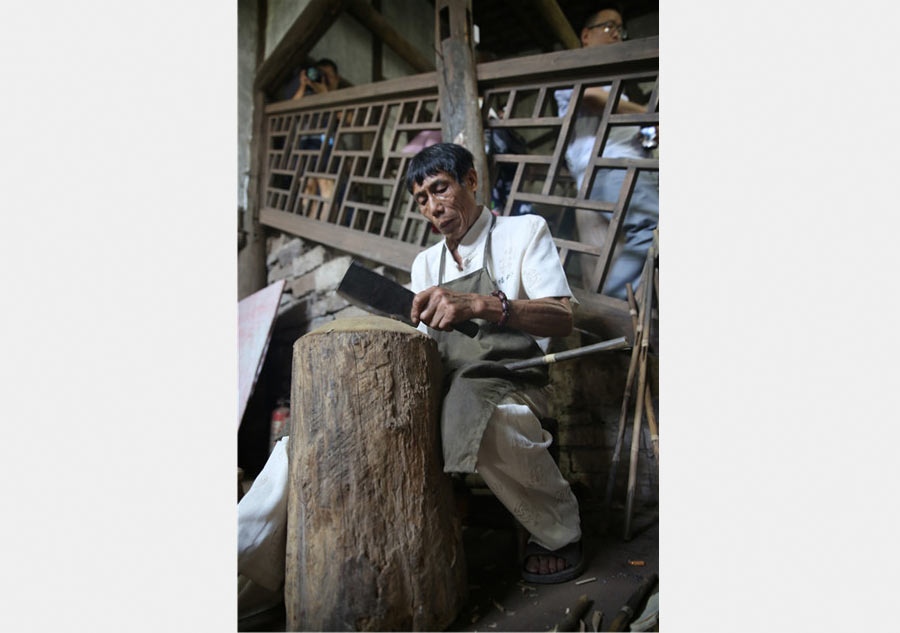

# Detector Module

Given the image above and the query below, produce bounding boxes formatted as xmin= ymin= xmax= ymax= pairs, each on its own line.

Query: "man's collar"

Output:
xmin=457 ymin=206 xmax=489 ymax=250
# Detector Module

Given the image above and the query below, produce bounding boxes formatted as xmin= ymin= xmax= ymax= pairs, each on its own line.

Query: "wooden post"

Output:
xmin=238 ymin=0 xmax=268 ymax=300
xmin=285 ymin=316 xmax=466 ymax=631
xmin=434 ymin=0 xmax=488 ymax=206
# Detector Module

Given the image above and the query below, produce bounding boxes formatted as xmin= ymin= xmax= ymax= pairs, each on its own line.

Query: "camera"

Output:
xmin=306 ymin=67 xmax=322 ymax=82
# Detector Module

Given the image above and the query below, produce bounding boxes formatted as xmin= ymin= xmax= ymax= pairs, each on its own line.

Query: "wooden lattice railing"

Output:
xmin=259 ymin=36 xmax=658 ymax=308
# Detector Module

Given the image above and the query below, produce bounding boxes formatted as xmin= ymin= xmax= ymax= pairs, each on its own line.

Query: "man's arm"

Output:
xmin=411 ymin=288 xmax=573 ymax=338
xmin=292 ymin=73 xmax=329 ymax=101
xmin=582 ymin=86 xmax=646 ymax=115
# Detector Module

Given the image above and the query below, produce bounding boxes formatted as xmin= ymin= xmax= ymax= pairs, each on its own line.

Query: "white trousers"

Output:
xmin=476 ymin=399 xmax=581 ymax=551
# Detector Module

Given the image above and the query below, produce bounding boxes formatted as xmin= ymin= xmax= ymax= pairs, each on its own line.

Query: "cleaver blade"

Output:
xmin=337 ymin=261 xmax=479 ymax=338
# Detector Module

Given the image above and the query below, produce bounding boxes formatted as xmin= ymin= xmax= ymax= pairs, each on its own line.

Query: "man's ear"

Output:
xmin=580 ymin=27 xmax=589 ymax=46
xmin=465 ymin=167 xmax=478 ymax=193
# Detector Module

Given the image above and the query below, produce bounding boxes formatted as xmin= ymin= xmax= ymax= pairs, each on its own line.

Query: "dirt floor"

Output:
xmin=239 ymin=489 xmax=659 ymax=632
xmin=446 ymin=491 xmax=659 ymax=632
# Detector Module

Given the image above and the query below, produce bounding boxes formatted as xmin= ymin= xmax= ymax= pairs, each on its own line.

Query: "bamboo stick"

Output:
xmin=625 ymin=282 xmax=639 ymax=339
xmin=602 ymin=316 xmax=642 ymax=520
xmin=624 ymin=246 xmax=654 ymax=540
xmin=644 ymin=384 xmax=659 ymax=464
xmin=626 ymin=287 xmax=658 ymax=463
xmin=503 ymin=336 xmax=628 ymax=371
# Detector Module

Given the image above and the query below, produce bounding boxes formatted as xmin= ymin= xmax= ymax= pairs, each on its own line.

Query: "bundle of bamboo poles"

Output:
xmin=603 ymin=230 xmax=659 ymax=540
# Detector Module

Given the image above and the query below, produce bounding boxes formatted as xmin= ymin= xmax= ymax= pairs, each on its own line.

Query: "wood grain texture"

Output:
xmin=285 ymin=316 xmax=466 ymax=631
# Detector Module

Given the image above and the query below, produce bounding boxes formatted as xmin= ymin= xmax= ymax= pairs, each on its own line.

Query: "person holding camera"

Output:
xmin=288 ymin=59 xmax=340 ymax=208
xmin=291 ymin=58 xmax=339 ymax=101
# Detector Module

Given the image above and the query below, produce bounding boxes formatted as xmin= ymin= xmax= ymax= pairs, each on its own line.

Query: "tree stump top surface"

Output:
xmin=304 ymin=315 xmax=426 ymax=337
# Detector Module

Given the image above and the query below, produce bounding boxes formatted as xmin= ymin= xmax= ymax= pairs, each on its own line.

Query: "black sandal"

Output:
xmin=520 ymin=539 xmax=586 ymax=584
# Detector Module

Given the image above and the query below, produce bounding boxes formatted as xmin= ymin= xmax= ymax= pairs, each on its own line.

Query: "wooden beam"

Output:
xmin=254 ymin=0 xmax=346 ymax=93
xmin=527 ymin=0 xmax=581 ymax=50
xmin=346 ymin=0 xmax=435 ymax=74
xmin=260 ymin=207 xmax=422 ymax=272
xmin=475 ymin=36 xmax=658 ymax=83
xmin=435 ymin=0 xmax=488 ymax=206
xmin=266 ymin=71 xmax=437 ymax=113
xmin=238 ymin=0 xmax=269 ymax=300
xmin=371 ymin=0 xmax=384 ymax=81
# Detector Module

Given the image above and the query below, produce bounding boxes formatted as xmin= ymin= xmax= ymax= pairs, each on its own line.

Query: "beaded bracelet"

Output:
xmin=491 ymin=289 xmax=510 ymax=327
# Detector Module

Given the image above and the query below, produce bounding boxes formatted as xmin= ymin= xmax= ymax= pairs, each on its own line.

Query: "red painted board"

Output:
xmin=238 ymin=279 xmax=285 ymax=429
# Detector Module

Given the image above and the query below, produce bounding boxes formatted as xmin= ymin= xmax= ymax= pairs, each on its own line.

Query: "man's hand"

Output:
xmin=411 ymin=287 xmax=573 ymax=338
xmin=411 ymin=286 xmax=483 ymax=331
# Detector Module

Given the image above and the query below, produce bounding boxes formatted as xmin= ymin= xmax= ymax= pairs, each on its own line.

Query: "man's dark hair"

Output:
xmin=583 ymin=4 xmax=624 ymax=29
xmin=316 ymin=58 xmax=338 ymax=73
xmin=405 ymin=143 xmax=474 ymax=193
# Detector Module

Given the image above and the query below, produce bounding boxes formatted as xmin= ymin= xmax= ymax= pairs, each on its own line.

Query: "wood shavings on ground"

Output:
xmin=491 ymin=598 xmax=506 ymax=613
xmin=575 ymin=577 xmax=597 ymax=585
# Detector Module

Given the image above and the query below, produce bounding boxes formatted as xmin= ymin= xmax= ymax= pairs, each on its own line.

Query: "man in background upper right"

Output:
xmin=553 ymin=4 xmax=658 ymax=300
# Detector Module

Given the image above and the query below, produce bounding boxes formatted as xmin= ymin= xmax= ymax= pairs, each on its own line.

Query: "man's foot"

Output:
xmin=520 ymin=540 xmax=585 ymax=584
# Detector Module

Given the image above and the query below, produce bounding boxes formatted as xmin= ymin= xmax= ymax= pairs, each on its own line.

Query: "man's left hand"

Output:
xmin=411 ymin=286 xmax=483 ymax=331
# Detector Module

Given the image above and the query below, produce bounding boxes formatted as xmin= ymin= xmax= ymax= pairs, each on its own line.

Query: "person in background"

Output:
xmin=291 ymin=58 xmax=339 ymax=100
xmin=553 ymin=4 xmax=658 ymax=299
xmin=291 ymin=59 xmax=341 ymax=208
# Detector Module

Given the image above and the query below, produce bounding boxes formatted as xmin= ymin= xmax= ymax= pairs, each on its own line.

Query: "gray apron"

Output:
xmin=430 ymin=214 xmax=550 ymax=473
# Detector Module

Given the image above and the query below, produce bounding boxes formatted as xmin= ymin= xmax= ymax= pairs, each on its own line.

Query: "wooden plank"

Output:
xmin=254 ymin=0 xmax=346 ymax=92
xmin=515 ymin=192 xmax=615 ymax=212
xmin=371 ymin=0 xmax=383 ymax=82
xmin=544 ymin=81 xmax=583 ymax=196
xmin=238 ymin=280 xmax=285 ymax=427
xmin=570 ymin=286 xmax=633 ymax=343
xmin=609 ymin=112 xmax=660 ymax=125
xmin=383 ymin=156 xmax=409 ymax=237
xmin=264 ymin=39 xmax=658 ymax=116
xmin=552 ymin=237 xmax=605 ymax=257
xmin=346 ymin=0 xmax=435 ymax=73
xmin=592 ymin=158 xmax=658 ymax=170
xmin=476 ymin=37 xmax=658 ymax=83
xmin=491 ymin=154 xmax=553 ymax=164
xmin=527 ymin=0 xmax=581 ymax=49
xmin=502 ymin=162 xmax=525 ymax=216
xmin=260 ymin=207 xmax=422 ymax=272
xmin=591 ymin=167 xmax=639 ymax=293
xmin=266 ymin=73 xmax=438 ymax=113
xmin=487 ymin=117 xmax=561 ymax=128
xmin=646 ymin=75 xmax=660 ymax=113
xmin=579 ymin=79 xmax=620 ymax=199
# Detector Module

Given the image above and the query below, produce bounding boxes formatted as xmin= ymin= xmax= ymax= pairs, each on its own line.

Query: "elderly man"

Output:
xmin=554 ymin=4 xmax=659 ymax=299
xmin=237 ymin=143 xmax=586 ymax=595
xmin=408 ymin=143 xmax=584 ymax=583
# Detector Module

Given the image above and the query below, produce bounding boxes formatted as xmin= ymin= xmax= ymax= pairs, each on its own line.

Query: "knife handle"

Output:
xmin=453 ymin=320 xmax=479 ymax=338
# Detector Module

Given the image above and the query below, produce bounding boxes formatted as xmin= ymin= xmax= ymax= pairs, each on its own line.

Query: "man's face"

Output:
xmin=581 ymin=9 xmax=624 ymax=47
xmin=412 ymin=169 xmax=480 ymax=244
xmin=318 ymin=65 xmax=339 ymax=90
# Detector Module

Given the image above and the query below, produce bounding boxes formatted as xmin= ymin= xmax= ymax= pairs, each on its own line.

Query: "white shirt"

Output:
xmin=410 ymin=207 xmax=573 ymax=352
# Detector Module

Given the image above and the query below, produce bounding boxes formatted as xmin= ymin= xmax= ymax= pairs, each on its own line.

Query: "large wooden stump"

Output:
xmin=285 ymin=316 xmax=466 ymax=631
